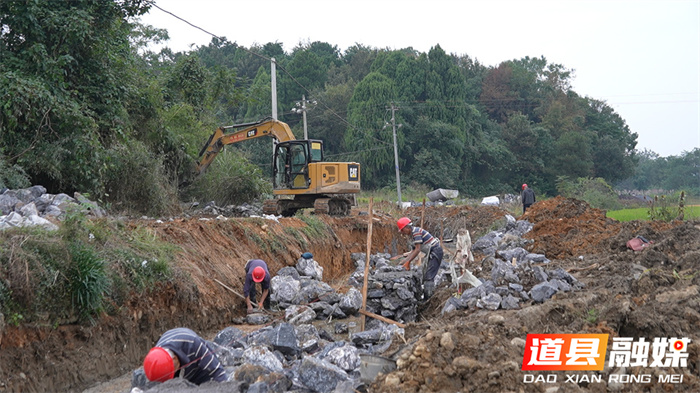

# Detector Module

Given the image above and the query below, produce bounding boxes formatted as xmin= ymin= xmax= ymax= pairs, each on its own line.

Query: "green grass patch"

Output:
xmin=0 ymin=213 xmax=177 ymax=326
xmin=606 ymin=205 xmax=700 ymax=222
xmin=299 ymin=215 xmax=332 ymax=239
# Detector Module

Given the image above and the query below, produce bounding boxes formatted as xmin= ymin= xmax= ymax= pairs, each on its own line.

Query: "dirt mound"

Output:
xmin=3 ymin=201 xmax=700 ymax=393
xmin=522 ymin=196 xmax=617 ymax=259
xmin=370 ymin=202 xmax=700 ymax=393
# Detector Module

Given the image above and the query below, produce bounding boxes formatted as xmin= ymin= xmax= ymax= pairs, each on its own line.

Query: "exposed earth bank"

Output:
xmin=1 ymin=198 xmax=698 ymax=393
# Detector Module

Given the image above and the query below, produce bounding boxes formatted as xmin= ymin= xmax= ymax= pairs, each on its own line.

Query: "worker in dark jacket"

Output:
xmin=397 ymin=217 xmax=444 ymax=299
xmin=243 ymin=259 xmax=271 ymax=312
xmin=522 ymin=183 xmax=536 ymax=214
xmin=143 ymin=327 xmax=227 ymax=384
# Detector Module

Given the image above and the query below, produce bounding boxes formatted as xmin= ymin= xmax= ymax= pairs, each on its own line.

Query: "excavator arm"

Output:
xmin=196 ymin=117 xmax=295 ymax=174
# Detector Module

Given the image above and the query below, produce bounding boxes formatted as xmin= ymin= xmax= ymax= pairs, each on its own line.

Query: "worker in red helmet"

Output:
xmin=143 ymin=327 xmax=227 ymax=385
xmin=243 ymin=259 xmax=271 ymax=312
xmin=521 ymin=183 xmax=536 ymax=214
xmin=396 ymin=217 xmax=444 ymax=299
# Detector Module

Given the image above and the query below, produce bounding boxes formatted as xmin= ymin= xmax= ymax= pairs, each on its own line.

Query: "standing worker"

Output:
xmin=397 ymin=217 xmax=444 ymax=299
xmin=244 ymin=259 xmax=271 ymax=312
xmin=143 ymin=327 xmax=228 ymax=384
xmin=522 ymin=183 xmax=536 ymax=214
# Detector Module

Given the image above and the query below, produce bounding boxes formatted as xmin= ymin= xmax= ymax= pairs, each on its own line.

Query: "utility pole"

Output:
xmin=390 ymin=103 xmax=402 ymax=204
xmin=270 ymin=58 xmax=277 ymax=120
xmin=292 ymin=95 xmax=317 ymax=140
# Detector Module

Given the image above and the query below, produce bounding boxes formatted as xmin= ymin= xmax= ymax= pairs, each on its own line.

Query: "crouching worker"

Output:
xmin=244 ymin=259 xmax=271 ymax=312
xmin=143 ymin=327 xmax=227 ymax=384
xmin=397 ymin=217 xmax=444 ymax=299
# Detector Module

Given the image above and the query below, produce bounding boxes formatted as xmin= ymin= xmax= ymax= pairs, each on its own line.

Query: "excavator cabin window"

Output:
xmin=272 ymin=141 xmax=310 ymax=190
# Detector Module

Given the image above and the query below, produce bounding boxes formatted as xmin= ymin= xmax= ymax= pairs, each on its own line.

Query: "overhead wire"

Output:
xmin=150 ymin=3 xmax=392 ymax=154
xmin=149 ymin=4 xmax=696 ymax=158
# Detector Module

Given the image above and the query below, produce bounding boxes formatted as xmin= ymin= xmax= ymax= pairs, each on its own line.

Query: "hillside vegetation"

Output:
xmin=3 ymin=0 xmax=696 ymax=217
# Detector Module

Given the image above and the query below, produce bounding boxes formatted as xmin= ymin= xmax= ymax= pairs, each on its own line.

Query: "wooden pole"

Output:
xmin=440 ymin=218 xmax=444 ymax=243
xmin=360 ymin=198 xmax=374 ymax=331
xmin=358 ymin=309 xmax=406 ymax=329
xmin=420 ymin=198 xmax=426 ymax=228
xmin=214 ymin=278 xmax=245 ymax=299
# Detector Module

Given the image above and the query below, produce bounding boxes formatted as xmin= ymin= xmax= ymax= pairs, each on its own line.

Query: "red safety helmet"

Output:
xmin=397 ymin=217 xmax=412 ymax=232
xmin=143 ymin=347 xmax=175 ymax=382
xmin=252 ymin=266 xmax=266 ymax=283
xmin=522 ymin=183 xmax=528 ymax=190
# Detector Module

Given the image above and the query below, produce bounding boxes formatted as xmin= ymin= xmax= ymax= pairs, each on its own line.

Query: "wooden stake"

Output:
xmin=359 ymin=309 xmax=406 ymax=329
xmin=360 ymin=198 xmax=374 ymax=331
xmin=420 ymin=198 xmax=426 ymax=228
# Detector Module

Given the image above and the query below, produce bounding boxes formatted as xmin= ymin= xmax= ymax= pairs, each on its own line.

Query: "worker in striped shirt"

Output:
xmin=397 ymin=217 xmax=444 ymax=299
xmin=143 ymin=327 xmax=227 ymax=384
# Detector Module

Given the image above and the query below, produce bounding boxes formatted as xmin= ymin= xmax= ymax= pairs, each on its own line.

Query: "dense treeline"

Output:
xmin=617 ymin=148 xmax=699 ymax=195
xmin=1 ymin=1 xmax=695 ymax=214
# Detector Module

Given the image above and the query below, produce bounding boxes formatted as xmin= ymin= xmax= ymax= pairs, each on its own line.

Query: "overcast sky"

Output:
xmin=140 ymin=0 xmax=699 ymax=158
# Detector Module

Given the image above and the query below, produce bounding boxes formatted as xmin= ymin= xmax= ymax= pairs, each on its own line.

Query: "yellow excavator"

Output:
xmin=196 ymin=117 xmax=361 ymax=216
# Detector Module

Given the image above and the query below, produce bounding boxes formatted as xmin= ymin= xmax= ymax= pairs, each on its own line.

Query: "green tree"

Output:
xmin=338 ymin=44 xmax=377 ymax=85
xmin=501 ymin=113 xmax=554 ymax=192
xmin=551 ymin=131 xmax=594 ymax=178
xmin=164 ymin=54 xmax=209 ymax=110
xmin=0 ymin=0 xmax=152 ymax=195
xmin=344 ymin=72 xmax=396 ymax=187
xmin=282 ymin=42 xmax=339 ymax=111
xmin=404 ymin=118 xmax=464 ymax=189
xmin=662 ymin=149 xmax=700 ymax=193
xmin=307 ymin=83 xmax=355 ymax=157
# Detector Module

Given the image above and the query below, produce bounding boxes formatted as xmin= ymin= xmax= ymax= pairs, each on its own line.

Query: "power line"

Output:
xmin=150 ymin=4 xmax=389 ymax=147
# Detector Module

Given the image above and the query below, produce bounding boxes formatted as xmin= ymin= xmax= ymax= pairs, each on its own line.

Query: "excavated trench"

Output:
xmin=5 ymin=199 xmax=698 ymax=393
xmin=0 ymin=209 xmax=411 ymax=393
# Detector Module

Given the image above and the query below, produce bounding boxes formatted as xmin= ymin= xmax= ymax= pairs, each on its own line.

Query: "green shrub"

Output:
xmin=556 ymin=176 xmax=621 ymax=210
xmin=103 ymin=140 xmax=180 ymax=216
xmin=648 ymin=192 xmax=685 ymax=222
xmin=0 ymin=153 xmax=30 ymax=189
xmin=299 ymin=215 xmax=331 ymax=239
xmin=184 ymin=151 xmax=272 ymax=206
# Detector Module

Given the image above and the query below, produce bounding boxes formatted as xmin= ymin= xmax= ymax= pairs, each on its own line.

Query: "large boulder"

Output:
xmin=298 ymin=356 xmax=349 ymax=393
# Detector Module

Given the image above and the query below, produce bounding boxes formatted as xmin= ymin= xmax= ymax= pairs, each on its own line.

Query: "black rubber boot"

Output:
xmin=423 ymin=281 xmax=434 ymax=300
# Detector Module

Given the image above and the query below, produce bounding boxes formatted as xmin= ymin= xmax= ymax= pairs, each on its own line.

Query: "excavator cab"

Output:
xmin=272 ymin=140 xmax=323 ymax=190
xmin=196 ymin=117 xmax=359 ymax=216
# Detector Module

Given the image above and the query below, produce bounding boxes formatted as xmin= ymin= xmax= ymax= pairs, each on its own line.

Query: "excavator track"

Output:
xmin=263 ymin=199 xmax=299 ymax=217
xmin=263 ymin=199 xmax=281 ymax=216
xmin=314 ymin=198 xmax=331 ymax=215
xmin=314 ymin=197 xmax=350 ymax=216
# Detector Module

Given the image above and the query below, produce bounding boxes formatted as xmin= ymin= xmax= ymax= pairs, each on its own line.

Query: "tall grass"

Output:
xmin=0 ymin=211 xmax=176 ymax=326
xmin=606 ymin=206 xmax=700 ymax=222
xmin=68 ymin=242 xmax=108 ymax=322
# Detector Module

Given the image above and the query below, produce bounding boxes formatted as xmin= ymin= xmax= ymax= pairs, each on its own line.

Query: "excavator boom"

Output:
xmin=196 ymin=117 xmax=295 ymax=174
xmin=195 ymin=117 xmax=360 ymax=216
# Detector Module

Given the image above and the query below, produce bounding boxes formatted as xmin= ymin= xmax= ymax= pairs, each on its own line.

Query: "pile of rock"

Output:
xmin=133 ymin=251 xmax=410 ymax=392
xmin=0 ymin=185 xmax=105 ymax=231
xmin=442 ymin=215 xmax=584 ymax=314
xmin=267 ymin=255 xmax=364 ymax=326
xmin=185 ymin=200 xmax=264 ymax=217
xmin=132 ymin=320 xmax=403 ymax=392
xmin=347 ymin=253 xmax=423 ymax=324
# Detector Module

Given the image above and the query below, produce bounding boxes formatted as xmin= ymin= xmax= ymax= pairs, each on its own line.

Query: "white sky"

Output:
xmin=140 ymin=0 xmax=700 ymax=158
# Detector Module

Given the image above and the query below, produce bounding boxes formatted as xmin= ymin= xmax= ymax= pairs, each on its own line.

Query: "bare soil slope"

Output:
xmin=374 ymin=197 xmax=700 ymax=393
xmin=1 ymin=200 xmax=698 ymax=393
